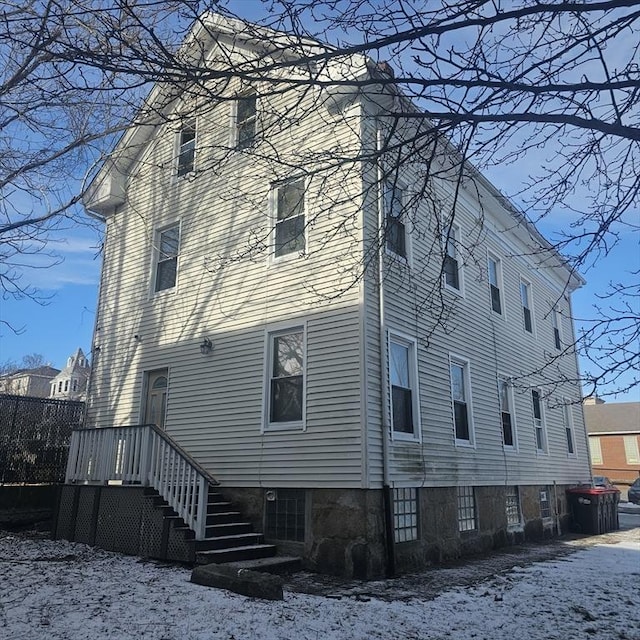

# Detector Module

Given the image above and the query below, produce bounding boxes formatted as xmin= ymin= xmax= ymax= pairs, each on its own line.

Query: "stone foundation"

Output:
xmin=227 ymin=483 xmax=575 ymax=578
xmin=54 ymin=482 xmax=575 ymax=578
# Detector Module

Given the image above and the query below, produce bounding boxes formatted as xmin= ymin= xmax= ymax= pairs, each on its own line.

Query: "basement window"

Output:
xmin=393 ymin=487 xmax=418 ymax=543
xmin=539 ymin=488 xmax=552 ymax=519
xmin=457 ymin=486 xmax=477 ymax=532
xmin=505 ymin=486 xmax=522 ymax=527
xmin=265 ymin=489 xmax=305 ymax=542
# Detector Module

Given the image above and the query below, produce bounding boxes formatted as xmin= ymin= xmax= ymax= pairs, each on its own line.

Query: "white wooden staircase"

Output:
xmin=66 ymin=425 xmax=299 ymax=572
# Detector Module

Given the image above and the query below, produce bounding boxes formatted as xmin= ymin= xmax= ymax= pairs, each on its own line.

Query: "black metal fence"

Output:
xmin=0 ymin=394 xmax=84 ymax=484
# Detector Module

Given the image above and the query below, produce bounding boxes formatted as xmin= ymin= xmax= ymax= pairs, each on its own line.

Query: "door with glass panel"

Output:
xmin=144 ymin=369 xmax=168 ymax=429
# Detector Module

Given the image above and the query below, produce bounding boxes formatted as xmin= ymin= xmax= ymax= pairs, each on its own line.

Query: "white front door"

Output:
xmin=144 ymin=369 xmax=168 ymax=429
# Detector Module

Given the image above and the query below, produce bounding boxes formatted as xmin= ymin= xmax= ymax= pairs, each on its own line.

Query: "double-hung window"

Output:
xmin=589 ymin=436 xmax=603 ymax=465
xmin=267 ymin=328 xmax=305 ymax=427
xmin=389 ymin=335 xmax=419 ymax=437
xmin=563 ymin=401 xmax=575 ymax=455
xmin=520 ymin=280 xmax=533 ymax=333
xmin=274 ymin=179 xmax=305 ymax=258
xmin=498 ymin=377 xmax=515 ymax=447
xmin=236 ymin=91 xmax=257 ymax=149
xmin=488 ymin=255 xmax=503 ymax=314
xmin=154 ymin=224 xmax=180 ymax=293
xmin=552 ymin=308 xmax=562 ymax=350
xmin=451 ymin=358 xmax=472 ymax=444
xmin=531 ymin=389 xmax=546 ymax=452
xmin=623 ymin=436 xmax=640 ymax=464
xmin=444 ymin=225 xmax=461 ymax=291
xmin=384 ymin=180 xmax=406 ymax=258
xmin=176 ymin=119 xmax=196 ymax=177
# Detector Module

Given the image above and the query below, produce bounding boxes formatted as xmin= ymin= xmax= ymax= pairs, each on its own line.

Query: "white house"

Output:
xmin=49 ymin=348 xmax=91 ymax=401
xmin=60 ymin=14 xmax=591 ymax=577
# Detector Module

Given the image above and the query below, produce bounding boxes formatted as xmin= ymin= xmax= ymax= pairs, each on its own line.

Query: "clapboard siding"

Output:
xmin=359 ymin=103 xmax=590 ymax=489
xmin=87 ymin=63 xmax=369 ymax=488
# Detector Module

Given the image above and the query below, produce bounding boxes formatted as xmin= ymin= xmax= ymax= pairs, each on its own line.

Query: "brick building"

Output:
xmin=584 ymin=399 xmax=640 ymax=488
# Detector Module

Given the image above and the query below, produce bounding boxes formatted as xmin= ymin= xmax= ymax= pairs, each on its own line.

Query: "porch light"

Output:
xmin=200 ymin=337 xmax=213 ymax=355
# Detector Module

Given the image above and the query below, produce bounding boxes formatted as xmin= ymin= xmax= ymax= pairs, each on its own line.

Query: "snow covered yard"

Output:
xmin=1 ymin=528 xmax=638 ymax=640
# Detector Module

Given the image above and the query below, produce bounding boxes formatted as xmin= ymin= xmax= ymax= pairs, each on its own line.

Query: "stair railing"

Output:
xmin=65 ymin=425 xmax=217 ymax=540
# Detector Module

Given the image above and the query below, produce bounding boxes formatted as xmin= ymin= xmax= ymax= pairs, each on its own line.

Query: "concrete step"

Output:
xmin=221 ymin=556 xmax=302 ymax=575
xmin=196 ymin=543 xmax=277 ymax=565
xmin=195 ymin=532 xmax=264 ymax=551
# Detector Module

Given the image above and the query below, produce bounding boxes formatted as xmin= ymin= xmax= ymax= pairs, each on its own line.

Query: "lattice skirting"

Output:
xmin=55 ymin=485 xmax=195 ymax=563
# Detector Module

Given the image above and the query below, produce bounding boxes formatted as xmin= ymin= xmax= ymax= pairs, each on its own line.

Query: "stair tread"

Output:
xmin=198 ymin=543 xmax=275 ymax=554
xmin=200 ymin=532 xmax=262 ymax=542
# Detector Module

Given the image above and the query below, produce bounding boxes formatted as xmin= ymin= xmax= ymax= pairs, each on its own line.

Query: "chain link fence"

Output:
xmin=0 ymin=394 xmax=84 ymax=484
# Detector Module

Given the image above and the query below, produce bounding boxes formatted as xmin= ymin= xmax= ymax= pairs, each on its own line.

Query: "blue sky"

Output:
xmin=0 ymin=225 xmax=102 ymax=370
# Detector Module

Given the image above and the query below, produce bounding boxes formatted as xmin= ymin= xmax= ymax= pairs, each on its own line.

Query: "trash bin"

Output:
xmin=566 ymin=487 xmax=620 ymax=534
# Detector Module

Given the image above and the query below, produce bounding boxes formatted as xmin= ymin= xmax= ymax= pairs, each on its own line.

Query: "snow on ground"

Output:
xmin=1 ymin=528 xmax=639 ymax=640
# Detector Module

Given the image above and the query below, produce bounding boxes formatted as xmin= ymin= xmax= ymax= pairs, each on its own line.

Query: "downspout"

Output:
xmin=553 ymin=480 xmax=561 ymax=536
xmin=568 ymin=293 xmax=591 ymax=484
xmin=82 ymin=206 xmax=108 ymax=429
xmin=376 ymin=121 xmax=395 ymax=577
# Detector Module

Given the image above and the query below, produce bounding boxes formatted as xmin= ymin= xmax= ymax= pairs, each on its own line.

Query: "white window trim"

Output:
xmin=230 ymin=90 xmax=257 ymax=149
xmin=150 ymin=221 xmax=181 ymax=298
xmin=531 ymin=388 xmax=547 ymax=454
xmin=383 ymin=178 xmax=412 ymax=265
xmin=443 ymin=222 xmax=464 ymax=296
xmin=174 ymin=117 xmax=197 ymax=179
xmin=498 ymin=375 xmax=518 ymax=452
xmin=562 ymin=398 xmax=577 ymax=458
xmin=269 ymin=177 xmax=308 ymax=264
xmin=388 ymin=330 xmax=421 ymax=443
xmin=589 ymin=436 xmax=603 ymax=465
xmin=520 ymin=277 xmax=535 ymax=336
xmin=487 ymin=252 xmax=505 ymax=318
xmin=262 ymin=322 xmax=307 ymax=432
xmin=449 ymin=354 xmax=475 ymax=448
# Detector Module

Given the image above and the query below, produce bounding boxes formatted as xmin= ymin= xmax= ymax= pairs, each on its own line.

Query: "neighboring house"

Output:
xmin=584 ymin=398 xmax=640 ymax=485
xmin=60 ymin=14 xmax=591 ymax=578
xmin=0 ymin=366 xmax=60 ymax=398
xmin=49 ymin=349 xmax=91 ymax=402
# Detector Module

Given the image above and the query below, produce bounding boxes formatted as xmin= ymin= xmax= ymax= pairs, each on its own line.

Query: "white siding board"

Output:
xmin=88 ymin=80 xmax=370 ymax=489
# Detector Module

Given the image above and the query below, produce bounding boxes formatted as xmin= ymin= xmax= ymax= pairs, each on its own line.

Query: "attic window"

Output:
xmin=384 ymin=180 xmax=406 ymax=258
xmin=176 ymin=119 xmax=196 ymax=176
xmin=236 ymin=91 xmax=257 ymax=149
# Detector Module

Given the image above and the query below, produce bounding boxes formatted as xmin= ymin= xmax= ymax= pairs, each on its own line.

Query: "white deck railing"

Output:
xmin=65 ymin=425 xmax=217 ymax=540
